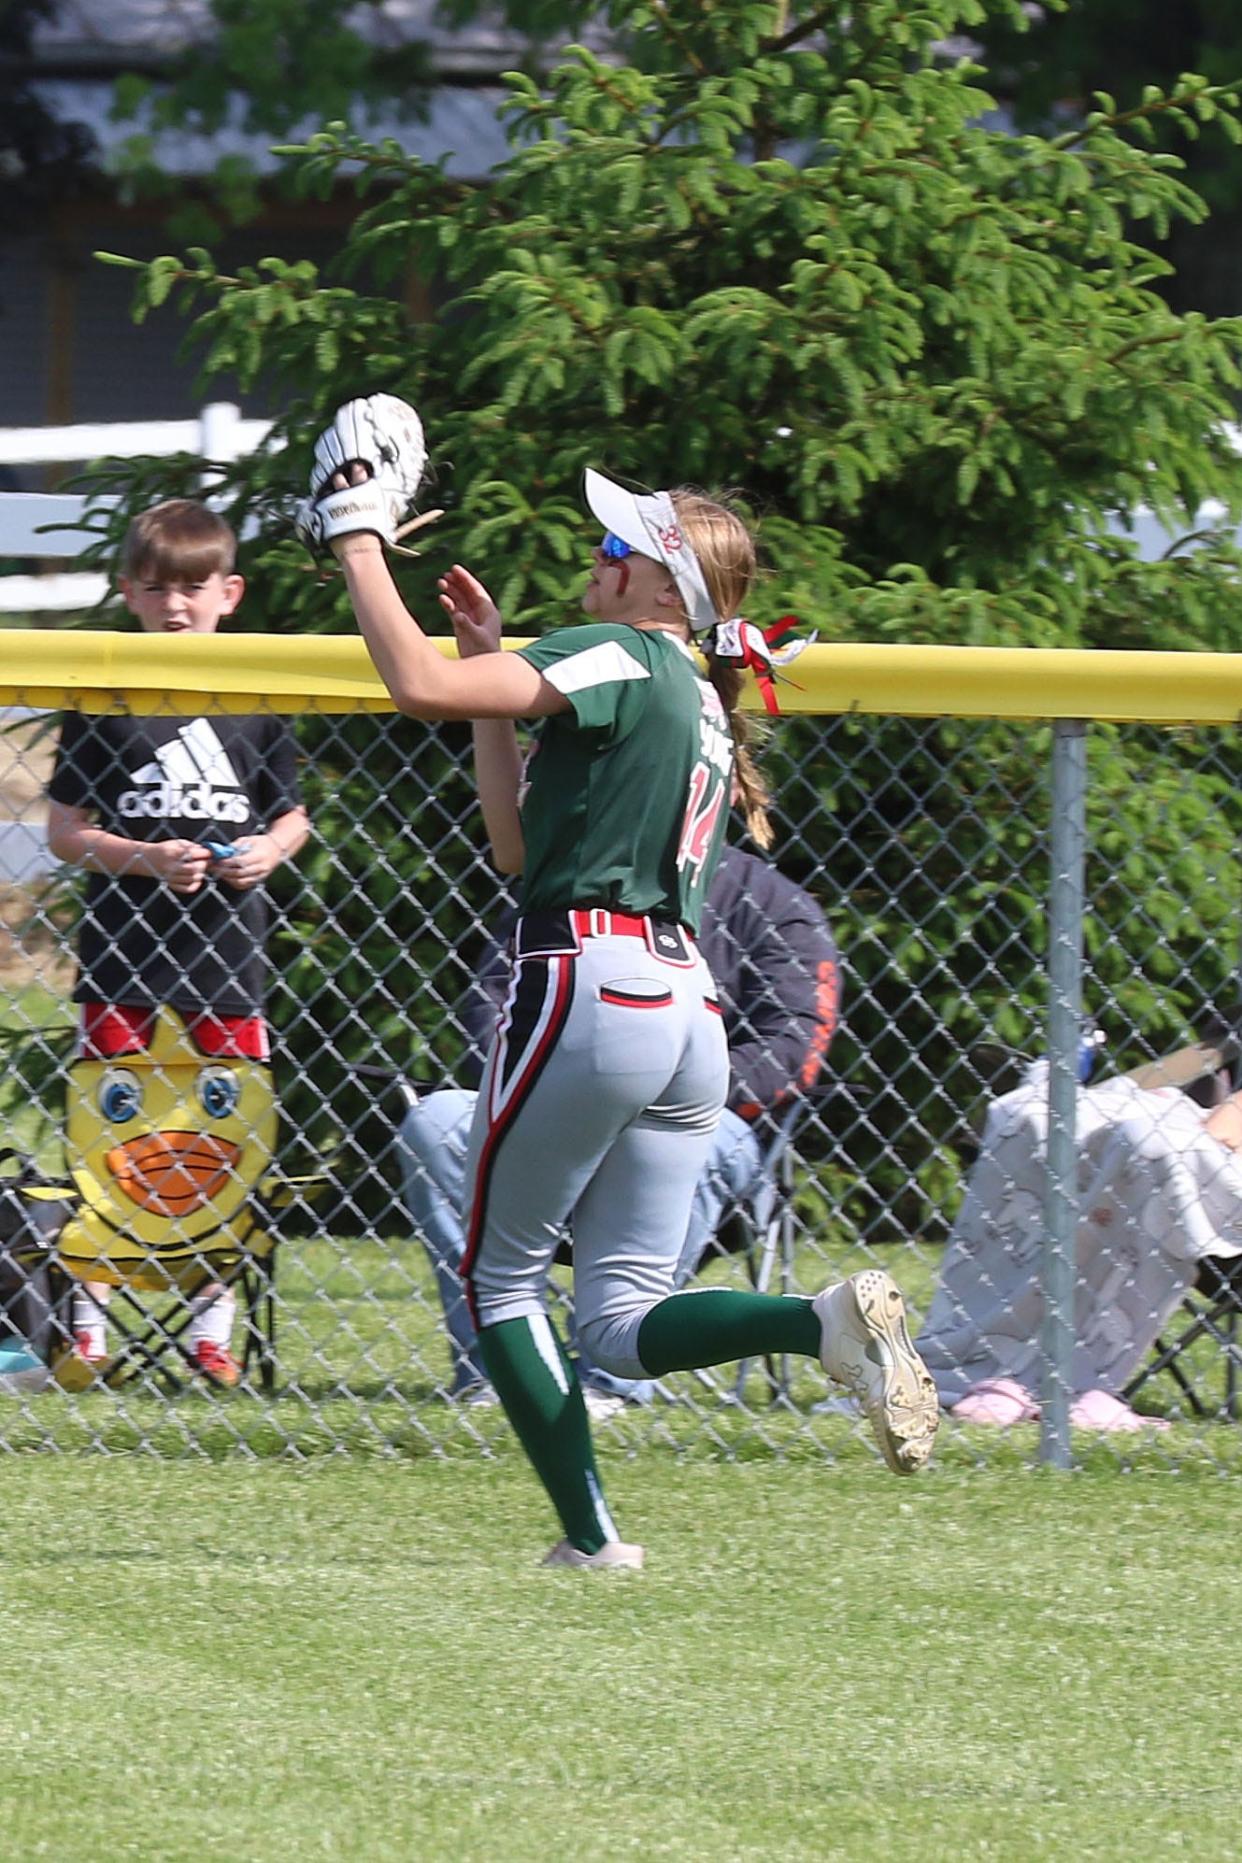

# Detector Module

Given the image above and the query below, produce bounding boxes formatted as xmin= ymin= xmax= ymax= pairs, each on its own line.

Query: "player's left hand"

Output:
xmin=438 ymin=564 xmax=502 ymax=657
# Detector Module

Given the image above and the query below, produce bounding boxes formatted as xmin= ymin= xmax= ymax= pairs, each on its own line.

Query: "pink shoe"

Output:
xmin=1069 ymin=1389 xmax=1171 ymax=1433
xmin=950 ymin=1378 xmax=1040 ymax=1426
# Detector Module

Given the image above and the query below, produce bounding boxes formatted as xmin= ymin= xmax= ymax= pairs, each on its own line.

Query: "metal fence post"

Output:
xmin=1041 ymin=718 xmax=1088 ymax=1467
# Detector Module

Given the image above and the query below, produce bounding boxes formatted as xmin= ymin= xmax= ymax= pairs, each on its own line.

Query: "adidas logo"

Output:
xmin=118 ymin=719 xmax=250 ymax=824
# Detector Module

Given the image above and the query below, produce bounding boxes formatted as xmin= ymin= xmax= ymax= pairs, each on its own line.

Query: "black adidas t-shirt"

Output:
xmin=49 ymin=713 xmax=303 ymax=1014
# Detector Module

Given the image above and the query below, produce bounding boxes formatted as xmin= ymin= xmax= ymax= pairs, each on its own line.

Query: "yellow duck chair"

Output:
xmin=54 ymin=1004 xmax=281 ymax=1391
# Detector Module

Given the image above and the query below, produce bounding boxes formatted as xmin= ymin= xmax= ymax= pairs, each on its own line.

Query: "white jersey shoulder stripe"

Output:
xmin=542 ymin=639 xmax=652 ymax=698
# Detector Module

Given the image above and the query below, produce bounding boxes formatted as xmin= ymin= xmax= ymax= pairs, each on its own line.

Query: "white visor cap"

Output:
xmin=583 ymin=467 xmax=720 ymax=634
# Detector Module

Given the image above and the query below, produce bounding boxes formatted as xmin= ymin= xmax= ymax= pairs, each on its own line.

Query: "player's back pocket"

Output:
xmin=598 ymin=982 xmax=674 ymax=1011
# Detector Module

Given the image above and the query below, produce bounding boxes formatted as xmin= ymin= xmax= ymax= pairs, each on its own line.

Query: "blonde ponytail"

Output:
xmin=703 ymin=656 xmax=774 ymax=850
xmin=670 ymin=489 xmax=774 ymax=851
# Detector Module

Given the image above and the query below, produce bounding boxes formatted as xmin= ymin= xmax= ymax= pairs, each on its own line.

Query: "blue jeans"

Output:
xmin=397 ymin=1089 xmax=762 ymax=1401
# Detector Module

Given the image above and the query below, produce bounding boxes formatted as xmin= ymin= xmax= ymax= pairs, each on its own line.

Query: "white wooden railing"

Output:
xmin=0 ymin=404 xmax=273 ymax=613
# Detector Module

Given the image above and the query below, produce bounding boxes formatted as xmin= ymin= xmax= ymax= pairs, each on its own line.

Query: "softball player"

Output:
xmin=301 ymin=403 xmax=939 ymax=1568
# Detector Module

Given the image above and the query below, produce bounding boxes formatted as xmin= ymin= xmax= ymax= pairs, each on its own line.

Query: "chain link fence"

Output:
xmin=3 ymin=646 xmax=1242 ymax=1471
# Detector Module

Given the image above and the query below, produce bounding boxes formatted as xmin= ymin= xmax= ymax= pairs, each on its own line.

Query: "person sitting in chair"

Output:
xmin=917 ymin=1041 xmax=1242 ymax=1432
xmin=399 ymin=838 xmax=839 ymax=1409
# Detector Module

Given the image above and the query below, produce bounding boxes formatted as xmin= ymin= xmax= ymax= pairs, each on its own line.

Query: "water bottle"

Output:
xmin=1078 ymin=1019 xmax=1106 ymax=1083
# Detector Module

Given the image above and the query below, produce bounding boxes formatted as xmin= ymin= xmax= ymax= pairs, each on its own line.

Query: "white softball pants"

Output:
xmin=462 ymin=927 xmax=728 ymax=1380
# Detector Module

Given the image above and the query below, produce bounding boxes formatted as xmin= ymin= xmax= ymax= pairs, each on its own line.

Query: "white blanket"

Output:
xmin=918 ymin=1067 xmax=1242 ymax=1404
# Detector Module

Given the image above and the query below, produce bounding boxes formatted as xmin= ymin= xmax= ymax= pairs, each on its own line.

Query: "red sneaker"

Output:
xmin=193 ymin=1341 xmax=242 ymax=1389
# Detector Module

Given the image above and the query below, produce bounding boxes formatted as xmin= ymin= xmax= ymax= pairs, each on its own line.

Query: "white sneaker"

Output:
xmin=582 ymin=1389 xmax=627 ymax=1423
xmin=813 ymin=1270 xmax=939 ymax=1475
xmin=542 ymin=1539 xmax=645 ymax=1570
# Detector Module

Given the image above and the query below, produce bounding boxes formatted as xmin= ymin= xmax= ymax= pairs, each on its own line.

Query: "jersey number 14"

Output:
xmin=676 ymin=761 xmax=726 ymax=877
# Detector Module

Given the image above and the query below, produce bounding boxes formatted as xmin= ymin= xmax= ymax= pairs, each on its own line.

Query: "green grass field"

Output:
xmin=3 ymin=985 xmax=1240 ymax=1855
xmin=1 ymin=1197 xmax=1239 ymax=1858
xmin=1 ymin=1451 xmax=1237 ymax=1861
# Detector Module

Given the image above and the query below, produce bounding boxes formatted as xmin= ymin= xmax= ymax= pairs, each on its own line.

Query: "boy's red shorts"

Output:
xmin=79 ymin=1003 xmax=270 ymax=1061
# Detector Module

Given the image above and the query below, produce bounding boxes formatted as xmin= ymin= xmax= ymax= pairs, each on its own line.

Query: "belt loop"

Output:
xmin=590 ymin=908 xmax=609 ymax=939
xmin=516 ymin=911 xmax=579 ymax=957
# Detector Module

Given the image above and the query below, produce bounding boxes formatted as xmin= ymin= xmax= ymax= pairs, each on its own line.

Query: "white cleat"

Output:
xmin=542 ymin=1539 xmax=645 ymax=1570
xmin=813 ymin=1270 xmax=939 ymax=1475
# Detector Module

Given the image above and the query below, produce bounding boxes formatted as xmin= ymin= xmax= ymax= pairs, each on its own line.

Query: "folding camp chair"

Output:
xmin=0 ymin=1155 xmax=77 ymax=1366
xmin=1121 ymin=1254 xmax=1242 ymax=1421
xmin=0 ymin=1159 xmax=282 ymax=1393
xmin=49 ymin=1224 xmax=281 ymax=1394
xmin=48 ymin=1004 xmax=281 ymax=1392
xmin=711 ymin=1094 xmax=811 ymax=1404
xmin=1116 ymin=1034 xmax=1242 ymax=1421
xmin=6 ymin=1005 xmax=327 ymax=1396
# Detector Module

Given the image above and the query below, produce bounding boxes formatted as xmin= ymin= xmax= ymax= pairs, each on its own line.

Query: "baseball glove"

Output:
xmin=296 ymin=393 xmax=428 ymax=552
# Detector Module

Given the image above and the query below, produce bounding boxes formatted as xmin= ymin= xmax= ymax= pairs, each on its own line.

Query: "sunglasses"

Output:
xmin=599 ymin=531 xmax=633 ymax=560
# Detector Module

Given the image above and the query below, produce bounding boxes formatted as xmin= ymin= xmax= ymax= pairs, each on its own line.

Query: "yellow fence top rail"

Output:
xmin=6 ymin=629 xmax=1242 ymax=722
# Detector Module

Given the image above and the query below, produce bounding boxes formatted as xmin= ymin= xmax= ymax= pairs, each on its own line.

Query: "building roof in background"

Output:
xmin=25 ymin=6 xmax=1004 ymax=181
xmin=34 ymin=77 xmax=513 ymax=178
xmin=27 ymin=1 xmax=574 ymax=179
xmin=31 ymin=0 xmax=572 ymax=77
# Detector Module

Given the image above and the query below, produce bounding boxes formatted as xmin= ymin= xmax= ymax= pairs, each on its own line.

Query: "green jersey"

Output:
xmin=516 ymin=623 xmax=734 ymax=932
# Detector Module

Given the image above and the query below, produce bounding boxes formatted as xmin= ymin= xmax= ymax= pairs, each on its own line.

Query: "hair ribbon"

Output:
xmin=710 ymin=616 xmax=813 ymax=715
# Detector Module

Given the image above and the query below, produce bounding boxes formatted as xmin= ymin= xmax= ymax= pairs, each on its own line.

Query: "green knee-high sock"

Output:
xmin=478 ymin=1312 xmax=621 ymax=1556
xmin=637 ymin=1289 xmax=820 ymax=1376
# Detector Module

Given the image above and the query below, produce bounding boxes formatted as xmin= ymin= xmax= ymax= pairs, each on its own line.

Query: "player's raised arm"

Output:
xmin=336 ymin=538 xmax=567 ymax=721
xmin=295 ymin=396 xmax=568 ymax=724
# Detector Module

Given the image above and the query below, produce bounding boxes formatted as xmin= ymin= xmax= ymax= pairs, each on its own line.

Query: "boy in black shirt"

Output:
xmin=47 ymin=499 xmax=309 ymax=1385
